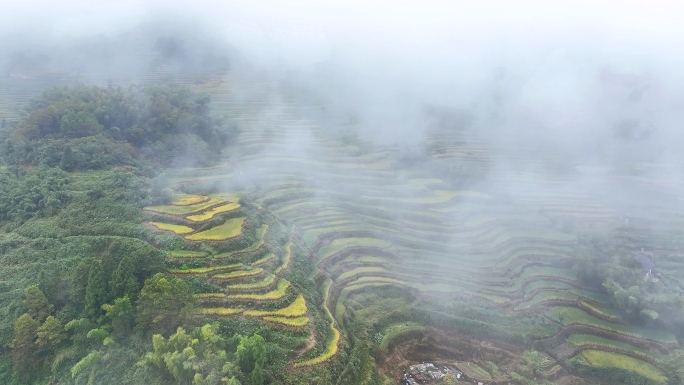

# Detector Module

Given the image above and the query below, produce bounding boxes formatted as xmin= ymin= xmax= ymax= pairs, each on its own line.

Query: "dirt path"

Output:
xmin=293 ymin=326 xmax=317 ymax=362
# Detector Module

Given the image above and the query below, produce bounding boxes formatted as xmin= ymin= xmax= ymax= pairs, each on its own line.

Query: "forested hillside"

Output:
xmin=2 ymin=78 xmax=684 ymax=385
xmin=1 ymin=84 xmax=238 ymax=170
xmin=0 ymin=84 xmax=326 ymax=385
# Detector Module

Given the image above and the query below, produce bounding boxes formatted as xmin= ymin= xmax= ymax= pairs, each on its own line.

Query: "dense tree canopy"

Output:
xmin=1 ymin=84 xmax=239 ymax=170
xmin=0 ymin=166 xmax=70 ymax=224
xmin=576 ymin=237 xmax=684 ymax=336
xmin=0 ymin=82 xmax=323 ymax=385
xmin=136 ymin=273 xmax=196 ymax=336
xmin=138 ymin=324 xmax=238 ymax=385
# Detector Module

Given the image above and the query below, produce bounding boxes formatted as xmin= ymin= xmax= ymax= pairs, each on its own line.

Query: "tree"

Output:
xmin=7 ymin=84 xmax=230 ymax=170
xmin=36 ymin=315 xmax=65 ymax=353
xmin=60 ymin=144 xmax=77 ymax=171
xmin=235 ymin=334 xmax=265 ymax=376
xmin=149 ymin=173 xmax=172 ymax=205
xmin=10 ymin=313 xmax=41 ymax=381
xmin=70 ymin=260 xmax=92 ymax=310
xmin=110 ymin=255 xmax=139 ymax=301
xmin=71 ymin=350 xmax=104 ymax=382
xmin=136 ymin=273 xmax=195 ymax=335
xmin=39 ymin=268 xmax=71 ymax=311
xmin=141 ymin=328 xmax=196 ymax=384
xmin=85 ymin=262 xmax=108 ymax=319
xmin=250 ymin=365 xmax=264 ymax=385
xmin=522 ymin=351 xmax=547 ymax=378
xmin=22 ymin=285 xmax=54 ymax=322
xmin=138 ymin=324 xmax=229 ymax=385
xmin=102 ymin=296 xmax=134 ymax=340
xmin=64 ymin=317 xmax=97 ymax=349
xmin=660 ymin=350 xmax=684 ymax=385
xmin=60 ymin=110 xmax=103 ymax=138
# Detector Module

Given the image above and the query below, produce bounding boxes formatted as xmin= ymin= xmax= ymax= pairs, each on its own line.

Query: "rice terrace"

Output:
xmin=1 ymin=8 xmax=684 ymax=385
xmin=138 ymin=71 xmax=684 ymax=384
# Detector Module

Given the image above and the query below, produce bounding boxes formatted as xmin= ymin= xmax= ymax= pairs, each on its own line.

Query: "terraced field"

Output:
xmin=3 ymin=60 xmax=682 ymax=385
xmin=132 ymin=76 xmax=684 ymax=380
xmin=143 ymin=190 xmax=322 ymax=365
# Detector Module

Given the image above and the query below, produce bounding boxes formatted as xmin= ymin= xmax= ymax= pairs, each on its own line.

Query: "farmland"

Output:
xmin=3 ymin=69 xmax=684 ymax=385
xmin=578 ymin=350 xmax=667 ymax=383
xmin=182 ymin=104 xmax=680 ymax=383
xmin=185 ymin=217 xmax=246 ymax=240
xmin=191 ymin=91 xmax=684 ymax=385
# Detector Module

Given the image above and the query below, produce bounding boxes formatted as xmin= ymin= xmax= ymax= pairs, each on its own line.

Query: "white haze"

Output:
xmin=2 ymin=0 xmax=684 ymax=181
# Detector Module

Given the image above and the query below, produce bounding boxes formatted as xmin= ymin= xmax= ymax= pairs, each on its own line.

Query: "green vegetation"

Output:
xmin=148 ymin=221 xmax=194 ymax=234
xmin=3 ymin=70 xmax=684 ymax=385
xmin=169 ymin=263 xmax=241 ymax=274
xmin=213 ymin=268 xmax=263 ymax=279
xmin=0 ymin=83 xmax=332 ymax=385
xmin=379 ymin=322 xmax=425 ymax=350
xmin=566 ymin=334 xmax=660 ymax=361
xmin=273 ymin=241 xmax=292 ymax=274
xmin=186 ymin=217 xmax=245 ymax=240
xmin=200 ymin=307 xmax=244 ymax=316
xmin=514 ymin=290 xmax=580 ymax=311
xmin=263 ymin=316 xmax=309 ymax=327
xmin=547 ymin=307 xmax=677 ymax=344
xmin=579 ymin=300 xmax=623 ymax=322
xmin=295 ymin=279 xmax=339 ymax=367
xmin=581 ymin=350 xmax=667 ymax=383
xmin=135 ymin=324 xmax=241 ymax=384
xmin=186 ymin=202 xmax=241 ymax=221
xmin=1 ymin=84 xmax=238 ymax=170
xmin=228 ymin=274 xmax=276 ymax=290
xmin=214 ymin=224 xmax=268 ymax=259
xmin=244 ymin=295 xmax=307 ymax=317
xmin=228 ymin=279 xmax=291 ymax=300
xmin=454 ymin=361 xmax=492 ymax=380
xmin=576 ymin=237 xmax=684 ymax=333
xmin=171 ymin=194 xmax=208 ymax=206
xmin=194 ymin=293 xmax=225 ymax=299
xmin=337 ymin=266 xmax=387 ymax=282
xmin=251 ymin=254 xmax=275 ymax=266
xmin=318 ymin=237 xmax=388 ymax=261
xmin=168 ymin=250 xmax=208 ymax=258
xmin=145 ymin=197 xmax=227 ymax=215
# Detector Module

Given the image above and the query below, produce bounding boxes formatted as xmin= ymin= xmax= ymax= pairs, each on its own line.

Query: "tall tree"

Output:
xmin=110 ymin=255 xmax=139 ymax=301
xmin=235 ymin=334 xmax=265 ymax=376
xmin=102 ymin=296 xmax=134 ymax=340
xmin=136 ymin=273 xmax=195 ymax=335
xmin=85 ymin=262 xmax=108 ymax=319
xmin=70 ymin=260 xmax=92 ymax=311
xmin=660 ymin=350 xmax=684 ymax=385
xmin=138 ymin=324 xmax=229 ymax=385
xmin=59 ymin=144 xmax=76 ymax=171
xmin=36 ymin=315 xmax=66 ymax=355
xmin=22 ymin=285 xmax=54 ymax=322
xmin=10 ymin=313 xmax=41 ymax=381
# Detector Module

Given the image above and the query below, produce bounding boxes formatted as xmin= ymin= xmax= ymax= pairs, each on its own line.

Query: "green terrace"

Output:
xmin=214 ymin=224 xmax=268 ymax=259
xmin=144 ymin=196 xmax=229 ymax=215
xmin=547 ymin=307 xmax=678 ymax=344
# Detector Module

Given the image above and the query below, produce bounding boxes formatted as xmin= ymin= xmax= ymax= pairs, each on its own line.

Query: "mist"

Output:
xmin=3 ymin=0 xmax=681 ymax=242
xmin=5 ymin=3 xmax=684 ymax=385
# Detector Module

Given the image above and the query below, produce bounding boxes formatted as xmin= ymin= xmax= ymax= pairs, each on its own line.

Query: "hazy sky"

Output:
xmin=3 ymin=0 xmax=683 ymax=154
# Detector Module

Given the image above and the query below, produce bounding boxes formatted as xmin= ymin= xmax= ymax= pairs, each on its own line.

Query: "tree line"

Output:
xmin=1 ymin=84 xmax=239 ymax=171
xmin=0 ymin=85 xmax=296 ymax=385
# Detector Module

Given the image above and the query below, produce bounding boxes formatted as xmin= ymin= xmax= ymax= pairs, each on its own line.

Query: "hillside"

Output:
xmin=0 ymin=74 xmax=682 ymax=385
